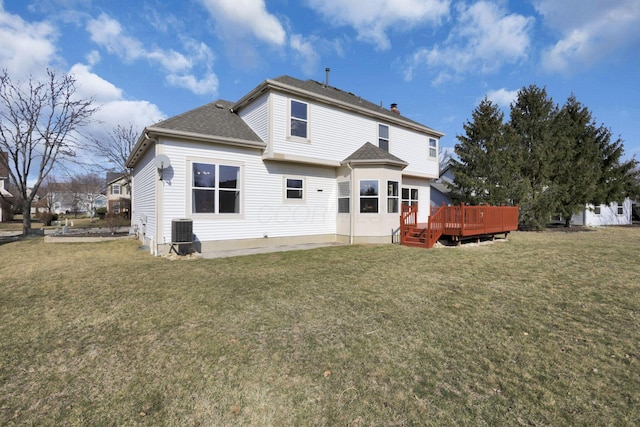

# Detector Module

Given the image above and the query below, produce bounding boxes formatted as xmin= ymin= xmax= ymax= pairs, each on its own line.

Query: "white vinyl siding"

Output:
xmin=131 ymin=147 xmax=157 ymax=245
xmin=238 ymin=93 xmax=269 ymax=143
xmin=158 ymin=139 xmax=336 ymax=244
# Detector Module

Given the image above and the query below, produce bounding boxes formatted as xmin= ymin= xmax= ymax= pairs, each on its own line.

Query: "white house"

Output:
xmin=556 ymin=198 xmax=633 ymax=227
xmin=127 ymin=76 xmax=443 ymax=255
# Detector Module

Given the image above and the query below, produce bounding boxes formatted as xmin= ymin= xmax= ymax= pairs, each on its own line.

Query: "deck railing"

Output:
xmin=401 ymin=203 xmax=519 ymax=248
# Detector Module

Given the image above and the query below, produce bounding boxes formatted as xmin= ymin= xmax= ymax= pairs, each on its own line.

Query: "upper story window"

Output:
xmin=285 ymin=177 xmax=304 ymax=201
xmin=191 ymin=161 xmax=241 ymax=214
xmin=594 ymin=205 xmax=601 ymax=215
xmin=429 ymin=138 xmax=437 ymax=158
xmin=111 ymin=184 xmax=121 ymax=195
xmin=379 ymin=124 xmax=389 ymax=152
xmin=290 ymin=100 xmax=308 ymax=139
xmin=617 ymin=203 xmax=624 ymax=215
xmin=360 ymin=180 xmax=379 ymax=213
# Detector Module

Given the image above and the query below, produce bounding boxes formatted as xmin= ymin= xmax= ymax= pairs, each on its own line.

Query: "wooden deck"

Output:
xmin=401 ymin=203 xmax=519 ymax=248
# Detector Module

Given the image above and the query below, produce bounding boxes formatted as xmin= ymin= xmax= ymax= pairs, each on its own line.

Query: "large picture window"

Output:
xmin=192 ymin=162 xmax=240 ymax=214
xmin=379 ymin=124 xmax=389 ymax=152
xmin=387 ymin=181 xmax=399 ymax=213
xmin=290 ymin=100 xmax=308 ymax=138
xmin=360 ymin=180 xmax=379 ymax=213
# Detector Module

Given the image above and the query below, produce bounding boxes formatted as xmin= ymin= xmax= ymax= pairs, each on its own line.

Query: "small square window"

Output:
xmin=286 ymin=178 xmax=304 ymax=200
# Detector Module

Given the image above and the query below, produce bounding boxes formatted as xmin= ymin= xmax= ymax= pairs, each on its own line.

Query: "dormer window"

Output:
xmin=290 ymin=100 xmax=308 ymax=139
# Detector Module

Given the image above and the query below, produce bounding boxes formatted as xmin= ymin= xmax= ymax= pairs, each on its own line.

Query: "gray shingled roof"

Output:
xmin=150 ymin=100 xmax=263 ymax=142
xmin=267 ymin=75 xmax=438 ymax=133
xmin=342 ymin=142 xmax=408 ymax=167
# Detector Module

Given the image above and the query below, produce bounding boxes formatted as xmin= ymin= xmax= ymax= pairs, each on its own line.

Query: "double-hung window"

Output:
xmin=387 ymin=181 xmax=399 ymax=213
xmin=192 ymin=162 xmax=241 ymax=214
xmin=429 ymin=138 xmax=437 ymax=158
xmin=290 ymin=100 xmax=308 ymax=139
xmin=617 ymin=203 xmax=624 ymax=215
xmin=285 ymin=177 xmax=304 ymax=201
xmin=360 ymin=180 xmax=379 ymax=213
xmin=379 ymin=124 xmax=389 ymax=152
xmin=594 ymin=205 xmax=601 ymax=215
xmin=338 ymin=181 xmax=350 ymax=213
xmin=112 ymin=184 xmax=121 ymax=195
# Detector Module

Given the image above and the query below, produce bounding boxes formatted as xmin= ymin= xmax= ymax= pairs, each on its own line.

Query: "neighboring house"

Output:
xmin=39 ymin=183 xmax=104 ymax=216
xmin=0 ymin=151 xmax=13 ymax=222
xmin=430 ymin=161 xmax=455 ymax=207
xmin=106 ymin=173 xmax=131 ymax=216
xmin=552 ymin=198 xmax=633 ymax=226
xmin=127 ymin=75 xmax=443 ymax=255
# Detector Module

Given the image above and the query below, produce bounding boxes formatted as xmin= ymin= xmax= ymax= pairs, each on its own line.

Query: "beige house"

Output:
xmin=106 ymin=173 xmax=131 ymax=217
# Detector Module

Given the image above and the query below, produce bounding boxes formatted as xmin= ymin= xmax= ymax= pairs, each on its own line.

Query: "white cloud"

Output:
xmin=485 ymin=88 xmax=518 ymax=108
xmin=305 ymin=0 xmax=451 ymax=50
xmin=536 ymin=0 xmax=640 ymax=73
xmin=68 ymin=62 xmax=164 ymax=128
xmin=197 ymin=0 xmax=286 ymax=46
xmin=404 ymin=1 xmax=533 ymax=83
xmin=85 ymin=13 xmax=218 ymax=97
xmin=166 ymin=72 xmax=219 ymax=96
xmin=0 ymin=3 xmax=59 ymax=77
xmin=290 ymin=34 xmax=321 ymax=76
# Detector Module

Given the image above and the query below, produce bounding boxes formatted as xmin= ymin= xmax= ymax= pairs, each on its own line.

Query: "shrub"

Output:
xmin=95 ymin=207 xmax=107 ymax=219
xmin=104 ymin=213 xmax=129 ymax=233
xmin=38 ymin=211 xmax=58 ymax=226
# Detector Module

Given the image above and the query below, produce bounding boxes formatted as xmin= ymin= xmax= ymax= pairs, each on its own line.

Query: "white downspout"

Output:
xmin=347 ymin=162 xmax=354 ymax=245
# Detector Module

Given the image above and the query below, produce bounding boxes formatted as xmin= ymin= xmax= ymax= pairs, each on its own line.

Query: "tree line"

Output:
xmin=449 ymin=85 xmax=639 ymax=229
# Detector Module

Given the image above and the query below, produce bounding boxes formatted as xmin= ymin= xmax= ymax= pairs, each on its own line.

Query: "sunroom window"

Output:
xmin=360 ymin=180 xmax=379 ymax=213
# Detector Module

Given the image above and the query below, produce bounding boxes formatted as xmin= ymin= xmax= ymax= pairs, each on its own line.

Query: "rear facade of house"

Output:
xmin=127 ymin=76 xmax=443 ymax=255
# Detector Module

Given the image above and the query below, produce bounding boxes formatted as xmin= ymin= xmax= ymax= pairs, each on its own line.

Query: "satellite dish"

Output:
xmin=154 ymin=154 xmax=171 ymax=170
xmin=154 ymin=154 xmax=171 ymax=180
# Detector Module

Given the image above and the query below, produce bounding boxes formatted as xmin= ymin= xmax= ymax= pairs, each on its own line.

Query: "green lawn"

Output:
xmin=1 ymin=228 xmax=639 ymax=425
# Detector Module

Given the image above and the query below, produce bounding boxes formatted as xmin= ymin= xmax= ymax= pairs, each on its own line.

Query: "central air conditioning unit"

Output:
xmin=171 ymin=219 xmax=193 ymax=244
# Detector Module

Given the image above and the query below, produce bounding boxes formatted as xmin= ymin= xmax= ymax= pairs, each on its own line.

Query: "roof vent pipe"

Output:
xmin=325 ymin=67 xmax=330 ymax=87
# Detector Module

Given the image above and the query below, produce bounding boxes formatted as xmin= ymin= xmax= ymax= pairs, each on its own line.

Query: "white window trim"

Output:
xmin=359 ymin=179 xmax=380 ymax=214
xmin=287 ymin=98 xmax=311 ymax=143
xmin=112 ymin=184 xmax=121 ymax=195
xmin=337 ymin=180 xmax=350 ymax=214
xmin=378 ymin=123 xmax=390 ymax=151
xmin=387 ymin=180 xmax=399 ymax=213
xmin=429 ymin=138 xmax=438 ymax=158
xmin=186 ymin=157 xmax=244 ymax=219
xmin=402 ymin=186 xmax=419 ymax=206
xmin=283 ymin=176 xmax=306 ymax=203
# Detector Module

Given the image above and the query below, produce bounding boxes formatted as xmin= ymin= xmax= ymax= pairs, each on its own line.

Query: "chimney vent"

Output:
xmin=325 ymin=67 xmax=330 ymax=87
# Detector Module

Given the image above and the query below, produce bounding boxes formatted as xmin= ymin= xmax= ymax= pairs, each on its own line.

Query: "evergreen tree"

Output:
xmin=508 ymin=85 xmax=558 ymax=229
xmin=550 ymin=95 xmax=602 ymax=226
xmin=451 ymin=97 xmax=515 ymax=205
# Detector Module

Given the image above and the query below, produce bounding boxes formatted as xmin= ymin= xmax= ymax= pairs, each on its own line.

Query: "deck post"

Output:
xmin=460 ymin=203 xmax=465 ymax=234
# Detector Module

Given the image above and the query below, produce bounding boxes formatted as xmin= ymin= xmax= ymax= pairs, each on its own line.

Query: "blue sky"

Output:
xmin=1 ymin=0 xmax=639 ymax=164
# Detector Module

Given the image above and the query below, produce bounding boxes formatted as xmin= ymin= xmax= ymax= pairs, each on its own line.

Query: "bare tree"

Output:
xmin=68 ymin=172 xmax=103 ymax=217
xmin=88 ymin=124 xmax=138 ymax=186
xmin=0 ymin=69 xmax=98 ymax=235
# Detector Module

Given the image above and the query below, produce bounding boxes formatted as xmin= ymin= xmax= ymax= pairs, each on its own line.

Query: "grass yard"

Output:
xmin=1 ymin=228 xmax=639 ymax=425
